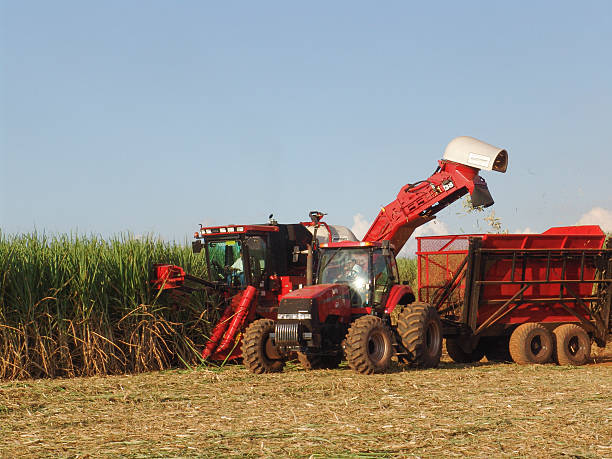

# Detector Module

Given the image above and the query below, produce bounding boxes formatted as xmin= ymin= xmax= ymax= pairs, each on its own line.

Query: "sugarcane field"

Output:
xmin=3 ymin=3 xmax=612 ymax=458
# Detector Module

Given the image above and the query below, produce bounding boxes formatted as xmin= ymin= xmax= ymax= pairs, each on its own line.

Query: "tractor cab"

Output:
xmin=317 ymin=241 xmax=400 ymax=310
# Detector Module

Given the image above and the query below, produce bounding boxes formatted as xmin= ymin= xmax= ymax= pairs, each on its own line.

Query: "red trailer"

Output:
xmin=417 ymin=226 xmax=612 ymax=365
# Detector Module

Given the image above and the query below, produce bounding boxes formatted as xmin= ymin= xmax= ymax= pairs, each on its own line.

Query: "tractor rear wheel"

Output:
xmin=242 ymin=319 xmax=284 ymax=374
xmin=297 ymin=352 xmax=342 ymax=370
xmin=345 ymin=315 xmax=393 ymax=374
xmin=397 ymin=303 xmax=442 ymax=368
xmin=553 ymin=324 xmax=591 ymax=366
xmin=445 ymin=338 xmax=485 ymax=363
xmin=509 ymin=323 xmax=553 ymax=364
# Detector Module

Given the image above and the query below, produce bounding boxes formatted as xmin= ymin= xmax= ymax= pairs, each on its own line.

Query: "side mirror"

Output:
xmin=382 ymin=240 xmax=391 ymax=256
xmin=192 ymin=240 xmax=203 ymax=254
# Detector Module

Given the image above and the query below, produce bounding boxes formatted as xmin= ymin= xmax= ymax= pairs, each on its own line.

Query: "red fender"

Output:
xmin=213 ymin=286 xmax=257 ymax=356
xmin=383 ymin=284 xmax=415 ymax=315
xmin=201 ymin=298 xmax=236 ymax=360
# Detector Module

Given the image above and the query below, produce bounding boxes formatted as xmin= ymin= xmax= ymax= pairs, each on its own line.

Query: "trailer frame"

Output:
xmin=417 ymin=229 xmax=612 ymax=350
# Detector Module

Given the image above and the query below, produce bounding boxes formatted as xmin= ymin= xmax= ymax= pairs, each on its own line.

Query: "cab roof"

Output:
xmin=196 ymin=224 xmax=279 ymax=238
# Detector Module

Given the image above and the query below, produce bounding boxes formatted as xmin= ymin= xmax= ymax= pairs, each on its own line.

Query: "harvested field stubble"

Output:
xmin=1 ymin=348 xmax=610 ymax=458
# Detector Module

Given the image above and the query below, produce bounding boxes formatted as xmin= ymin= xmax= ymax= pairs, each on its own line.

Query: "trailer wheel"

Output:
xmin=482 ymin=336 xmax=512 ymax=362
xmin=397 ymin=303 xmax=442 ymax=368
xmin=553 ymin=324 xmax=591 ymax=366
xmin=297 ymin=352 xmax=342 ymax=370
xmin=345 ymin=315 xmax=393 ymax=374
xmin=509 ymin=323 xmax=553 ymax=364
xmin=445 ymin=338 xmax=485 ymax=363
xmin=242 ymin=319 xmax=284 ymax=374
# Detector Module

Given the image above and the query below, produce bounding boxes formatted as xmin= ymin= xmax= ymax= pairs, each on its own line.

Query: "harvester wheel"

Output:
xmin=242 ymin=319 xmax=284 ymax=374
xmin=553 ymin=324 xmax=591 ymax=366
xmin=509 ymin=323 xmax=553 ymax=364
xmin=297 ymin=352 xmax=342 ymax=370
xmin=445 ymin=338 xmax=485 ymax=363
xmin=397 ymin=303 xmax=442 ymax=368
xmin=345 ymin=315 xmax=393 ymax=374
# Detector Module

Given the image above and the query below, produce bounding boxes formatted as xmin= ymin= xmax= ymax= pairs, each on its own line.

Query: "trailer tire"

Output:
xmin=553 ymin=324 xmax=591 ymax=366
xmin=297 ymin=352 xmax=342 ymax=370
xmin=482 ymin=336 xmax=512 ymax=362
xmin=397 ymin=303 xmax=442 ymax=368
xmin=242 ymin=319 xmax=285 ymax=374
xmin=445 ymin=338 xmax=485 ymax=363
xmin=345 ymin=315 xmax=393 ymax=374
xmin=509 ymin=323 xmax=553 ymax=364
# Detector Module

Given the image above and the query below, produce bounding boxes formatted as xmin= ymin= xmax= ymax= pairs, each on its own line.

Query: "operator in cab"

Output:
xmin=336 ymin=254 xmax=368 ymax=306
xmin=229 ymin=249 xmax=245 ymax=286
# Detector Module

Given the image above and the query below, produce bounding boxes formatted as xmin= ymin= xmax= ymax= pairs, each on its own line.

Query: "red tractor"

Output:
xmin=242 ymin=136 xmax=509 ymax=374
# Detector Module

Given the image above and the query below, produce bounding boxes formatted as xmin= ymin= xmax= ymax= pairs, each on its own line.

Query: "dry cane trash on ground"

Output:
xmin=0 ymin=342 xmax=610 ymax=458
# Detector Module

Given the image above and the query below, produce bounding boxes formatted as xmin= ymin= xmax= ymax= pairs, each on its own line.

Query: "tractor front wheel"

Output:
xmin=242 ymin=319 xmax=285 ymax=374
xmin=397 ymin=303 xmax=443 ymax=368
xmin=553 ymin=324 xmax=591 ymax=366
xmin=345 ymin=315 xmax=393 ymax=374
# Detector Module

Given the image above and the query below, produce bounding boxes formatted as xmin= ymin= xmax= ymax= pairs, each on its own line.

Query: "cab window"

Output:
xmin=318 ymin=248 xmax=370 ymax=307
xmin=373 ymin=250 xmax=395 ymax=306
xmin=245 ymin=236 xmax=267 ymax=287
xmin=207 ymin=239 xmax=244 ymax=286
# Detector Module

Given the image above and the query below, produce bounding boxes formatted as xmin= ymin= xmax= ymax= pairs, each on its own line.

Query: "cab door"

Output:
xmin=372 ymin=251 xmax=398 ymax=308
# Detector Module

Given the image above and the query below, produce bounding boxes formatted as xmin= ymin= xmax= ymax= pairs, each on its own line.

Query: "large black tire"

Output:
xmin=482 ymin=336 xmax=512 ymax=362
xmin=397 ymin=303 xmax=443 ymax=368
xmin=297 ymin=352 xmax=342 ymax=370
xmin=509 ymin=323 xmax=553 ymax=364
xmin=445 ymin=338 xmax=485 ymax=363
xmin=553 ymin=324 xmax=591 ymax=366
xmin=242 ymin=319 xmax=284 ymax=374
xmin=345 ymin=315 xmax=393 ymax=374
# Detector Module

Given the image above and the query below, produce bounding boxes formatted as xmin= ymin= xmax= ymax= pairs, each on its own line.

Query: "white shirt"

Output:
xmin=231 ymin=257 xmax=243 ymax=272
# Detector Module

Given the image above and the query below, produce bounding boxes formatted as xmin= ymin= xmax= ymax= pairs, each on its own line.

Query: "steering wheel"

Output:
xmin=211 ymin=261 xmax=227 ymax=280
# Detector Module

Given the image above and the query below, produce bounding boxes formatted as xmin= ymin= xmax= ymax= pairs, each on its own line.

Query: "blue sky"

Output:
xmin=1 ymin=1 xmax=611 ymax=252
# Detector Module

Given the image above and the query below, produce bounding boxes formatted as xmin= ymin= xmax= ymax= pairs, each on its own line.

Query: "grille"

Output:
xmin=275 ymin=322 xmax=301 ymax=346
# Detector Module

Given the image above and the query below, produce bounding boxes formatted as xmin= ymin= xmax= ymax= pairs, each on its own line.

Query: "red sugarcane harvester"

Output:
xmin=153 ymin=216 xmax=359 ymax=361
xmin=154 ymin=136 xmax=509 ymax=373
